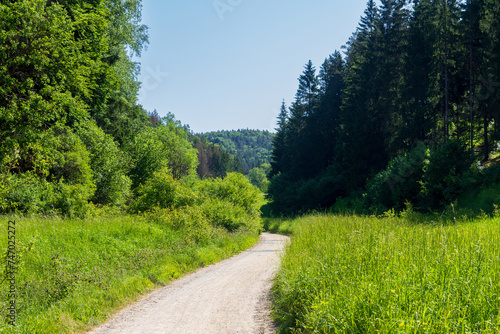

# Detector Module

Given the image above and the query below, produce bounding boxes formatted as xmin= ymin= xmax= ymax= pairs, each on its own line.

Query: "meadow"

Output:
xmin=0 ymin=213 xmax=259 ymax=333
xmin=271 ymin=214 xmax=500 ymax=333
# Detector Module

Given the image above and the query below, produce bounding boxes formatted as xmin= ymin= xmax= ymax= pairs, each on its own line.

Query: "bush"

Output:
xmin=52 ymin=182 xmax=95 ymax=217
xmin=199 ymin=173 xmax=262 ymax=217
xmin=167 ymin=206 xmax=214 ymax=244
xmin=0 ymin=172 xmax=55 ymax=213
xmin=420 ymin=139 xmax=477 ymax=210
xmin=200 ymin=198 xmax=251 ymax=232
xmin=131 ymin=167 xmax=197 ymax=213
xmin=48 ymin=130 xmax=96 ymax=216
xmin=365 ymin=142 xmax=428 ymax=211
xmin=247 ymin=167 xmax=270 ymax=193
xmin=199 ymin=173 xmax=263 ymax=232
xmin=1 ymin=130 xmax=96 ymax=216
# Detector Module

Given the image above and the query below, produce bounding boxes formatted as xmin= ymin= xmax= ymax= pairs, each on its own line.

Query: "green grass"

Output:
xmin=272 ymin=214 xmax=500 ymax=333
xmin=263 ymin=217 xmax=298 ymax=235
xmin=0 ymin=214 xmax=259 ymax=333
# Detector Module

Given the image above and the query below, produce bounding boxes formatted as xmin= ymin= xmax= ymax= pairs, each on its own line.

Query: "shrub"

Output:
xmin=200 ymin=198 xmax=252 ymax=232
xmin=48 ymin=130 xmax=96 ymax=216
xmin=247 ymin=167 xmax=270 ymax=193
xmin=420 ymin=139 xmax=476 ymax=210
xmin=199 ymin=173 xmax=263 ymax=232
xmin=52 ymin=182 xmax=95 ymax=217
xmin=199 ymin=173 xmax=262 ymax=217
xmin=365 ymin=142 xmax=428 ymax=211
xmin=1 ymin=130 xmax=96 ymax=216
xmin=131 ymin=167 xmax=197 ymax=213
xmin=167 ymin=206 xmax=214 ymax=244
xmin=0 ymin=172 xmax=55 ymax=213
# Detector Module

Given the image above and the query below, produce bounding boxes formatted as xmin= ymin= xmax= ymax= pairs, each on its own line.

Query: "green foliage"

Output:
xmin=247 ymin=166 xmax=270 ymax=193
xmin=199 ymin=173 xmax=263 ymax=217
xmin=132 ymin=168 xmax=197 ymax=213
xmin=127 ymin=116 xmax=198 ymax=190
xmin=268 ymin=0 xmax=500 ymax=216
xmin=201 ymin=129 xmax=274 ymax=174
xmin=0 ymin=0 xmax=89 ymax=176
xmin=273 ymin=214 xmax=500 ymax=333
xmin=0 ymin=214 xmax=259 ymax=333
xmin=267 ymin=173 xmax=300 ymax=215
xmin=190 ymin=135 xmax=242 ymax=179
xmin=0 ymin=172 xmax=54 ymax=214
xmin=365 ymin=142 xmax=429 ymax=211
xmin=421 ymin=140 xmax=477 ymax=210
xmin=53 ymin=182 xmax=95 ymax=218
xmin=1 ymin=130 xmax=96 ymax=217
xmin=132 ymin=170 xmax=262 ymax=233
xmin=0 ymin=0 xmax=153 ymax=215
xmin=50 ymin=130 xmax=94 ymax=187
xmin=200 ymin=198 xmax=251 ymax=232
xmin=75 ymin=119 xmax=132 ymax=206
xmin=268 ymin=165 xmax=346 ymax=215
xmin=198 ymin=173 xmax=263 ymax=232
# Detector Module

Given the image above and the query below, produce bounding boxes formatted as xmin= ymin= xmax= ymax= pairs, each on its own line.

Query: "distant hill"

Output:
xmin=200 ymin=129 xmax=274 ymax=174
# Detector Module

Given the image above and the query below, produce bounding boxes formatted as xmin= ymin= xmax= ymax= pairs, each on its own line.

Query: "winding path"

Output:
xmin=87 ymin=233 xmax=289 ymax=334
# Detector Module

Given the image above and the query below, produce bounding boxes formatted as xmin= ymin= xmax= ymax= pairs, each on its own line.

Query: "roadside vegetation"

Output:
xmin=270 ymin=213 xmax=500 ymax=333
xmin=0 ymin=171 xmax=263 ymax=333
xmin=0 ymin=212 xmax=259 ymax=333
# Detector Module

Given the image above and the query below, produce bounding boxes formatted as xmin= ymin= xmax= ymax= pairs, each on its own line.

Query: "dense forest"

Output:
xmin=189 ymin=135 xmax=243 ymax=179
xmin=0 ymin=0 xmax=262 ymax=219
xmin=269 ymin=0 xmax=500 ymax=215
xmin=200 ymin=129 xmax=274 ymax=174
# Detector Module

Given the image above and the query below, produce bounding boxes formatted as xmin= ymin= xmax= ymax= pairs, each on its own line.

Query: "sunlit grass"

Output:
xmin=0 ymin=214 xmax=258 ymax=333
xmin=272 ymin=214 xmax=500 ymax=333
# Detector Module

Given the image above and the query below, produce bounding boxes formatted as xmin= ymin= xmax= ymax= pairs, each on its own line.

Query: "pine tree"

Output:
xmin=339 ymin=0 xmax=387 ymax=190
xmin=270 ymin=100 xmax=289 ymax=177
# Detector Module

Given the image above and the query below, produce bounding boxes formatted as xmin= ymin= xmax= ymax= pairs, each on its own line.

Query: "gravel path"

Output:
xmin=87 ymin=233 xmax=289 ymax=334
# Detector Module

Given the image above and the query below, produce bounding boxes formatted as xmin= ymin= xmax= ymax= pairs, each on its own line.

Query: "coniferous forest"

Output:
xmin=268 ymin=0 xmax=500 ymax=215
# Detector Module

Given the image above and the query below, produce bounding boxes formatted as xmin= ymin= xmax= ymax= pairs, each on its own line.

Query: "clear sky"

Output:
xmin=136 ymin=0 xmax=371 ymax=133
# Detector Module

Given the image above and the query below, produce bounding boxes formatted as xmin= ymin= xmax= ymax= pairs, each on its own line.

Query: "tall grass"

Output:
xmin=0 ymin=214 xmax=258 ymax=333
xmin=273 ymin=214 xmax=500 ymax=333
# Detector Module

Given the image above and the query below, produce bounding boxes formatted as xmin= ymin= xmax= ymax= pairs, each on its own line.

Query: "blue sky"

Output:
xmin=136 ymin=0 xmax=371 ymax=133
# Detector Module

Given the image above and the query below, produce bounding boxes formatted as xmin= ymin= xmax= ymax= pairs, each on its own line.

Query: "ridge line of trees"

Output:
xmin=269 ymin=0 xmax=500 ymax=215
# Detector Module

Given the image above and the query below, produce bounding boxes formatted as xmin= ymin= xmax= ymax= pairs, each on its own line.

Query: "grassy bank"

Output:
xmin=0 ymin=214 xmax=259 ymax=333
xmin=271 ymin=214 xmax=500 ymax=333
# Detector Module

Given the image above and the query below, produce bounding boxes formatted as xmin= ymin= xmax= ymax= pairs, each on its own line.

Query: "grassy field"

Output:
xmin=0 ymin=213 xmax=259 ymax=333
xmin=271 ymin=214 xmax=500 ymax=333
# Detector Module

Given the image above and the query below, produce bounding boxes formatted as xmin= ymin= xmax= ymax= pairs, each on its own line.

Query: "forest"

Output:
xmin=0 ymin=0 xmax=259 ymax=216
xmin=268 ymin=0 xmax=500 ymax=216
xmin=200 ymin=129 xmax=274 ymax=174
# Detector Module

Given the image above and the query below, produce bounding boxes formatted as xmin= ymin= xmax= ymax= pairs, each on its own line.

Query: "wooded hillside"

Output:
xmin=200 ymin=129 xmax=274 ymax=174
xmin=268 ymin=0 xmax=500 ymax=215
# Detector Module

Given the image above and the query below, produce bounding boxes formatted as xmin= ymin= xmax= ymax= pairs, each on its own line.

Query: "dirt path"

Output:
xmin=87 ymin=233 xmax=289 ymax=334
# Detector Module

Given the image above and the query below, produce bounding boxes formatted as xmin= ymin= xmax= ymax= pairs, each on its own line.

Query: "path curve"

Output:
xmin=87 ymin=233 xmax=289 ymax=334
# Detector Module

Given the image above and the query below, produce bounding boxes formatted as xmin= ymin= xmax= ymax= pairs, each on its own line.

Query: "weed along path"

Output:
xmin=87 ymin=233 xmax=289 ymax=334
